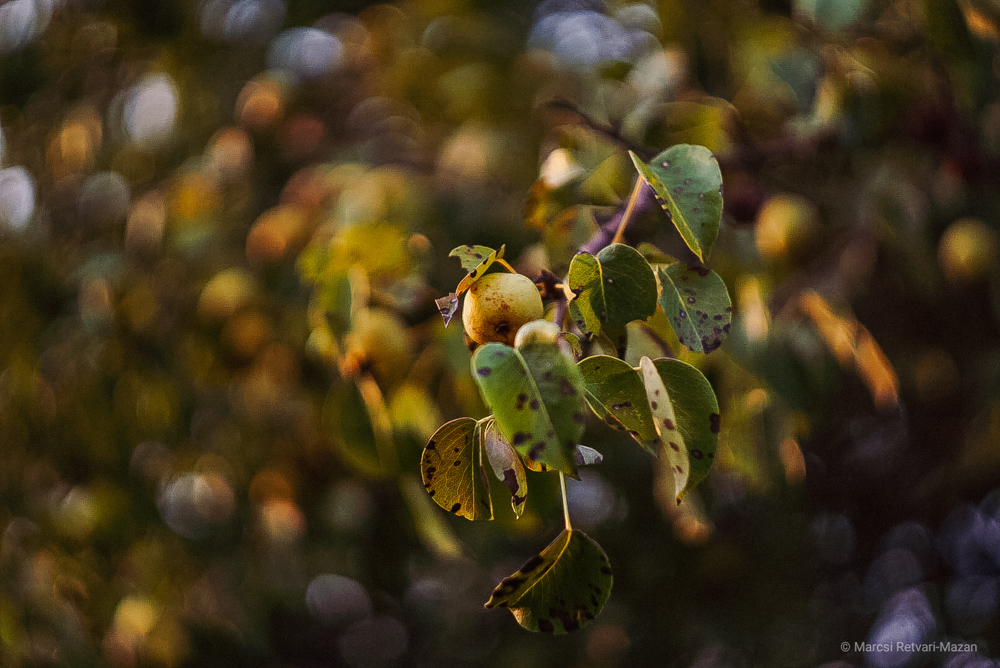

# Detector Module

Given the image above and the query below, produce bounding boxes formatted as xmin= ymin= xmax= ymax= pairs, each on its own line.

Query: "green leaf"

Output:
xmin=639 ymin=356 xmax=690 ymax=503
xmin=471 ymin=343 xmax=584 ymax=477
xmin=421 ymin=418 xmax=493 ymax=521
xmin=483 ymin=419 xmax=528 ymax=518
xmin=485 ymin=529 xmax=612 ymax=634
xmin=639 ymin=356 xmax=720 ymax=501
xmin=449 ymin=244 xmax=498 ymax=273
xmin=577 ymin=355 xmax=659 ymax=454
xmin=630 ymin=145 xmax=723 ymax=261
xmin=567 ymin=243 xmax=658 ymax=339
xmin=455 ymin=245 xmax=512 ymax=294
xmin=657 ymin=264 xmax=732 ymax=354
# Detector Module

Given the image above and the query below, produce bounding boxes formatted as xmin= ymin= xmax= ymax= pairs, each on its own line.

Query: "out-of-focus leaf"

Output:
xmin=543 ymin=205 xmax=600 ymax=272
xmin=797 ymin=291 xmax=899 ymax=408
xmin=421 ymin=417 xmax=493 ymax=520
xmin=795 ymin=0 xmax=867 ymax=31
xmin=399 ymin=474 xmax=465 ymax=560
xmin=485 ymin=529 xmax=612 ymax=634
xmin=630 ymin=145 xmax=723 ymax=262
xmin=471 ymin=342 xmax=584 ymax=477
xmin=483 ymin=418 xmax=528 ymax=518
xmin=567 ymin=243 xmax=658 ymax=339
xmin=578 ymin=355 xmax=659 ymax=453
xmin=657 ymin=264 xmax=732 ymax=354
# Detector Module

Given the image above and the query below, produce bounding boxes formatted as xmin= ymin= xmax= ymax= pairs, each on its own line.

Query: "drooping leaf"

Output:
xmin=485 ymin=529 xmax=612 ymax=634
xmin=657 ymin=264 xmax=733 ymax=354
xmin=577 ymin=355 xmax=659 ymax=453
xmin=421 ymin=418 xmax=493 ymax=520
xmin=567 ymin=243 xmax=657 ymax=339
xmin=646 ymin=357 xmax=720 ymax=500
xmin=471 ymin=343 xmax=583 ymax=477
xmin=483 ymin=419 xmax=528 ymax=518
xmin=455 ymin=245 xmax=514 ymax=294
xmin=630 ymin=145 xmax=723 ymax=261
xmin=574 ymin=445 xmax=604 ymax=466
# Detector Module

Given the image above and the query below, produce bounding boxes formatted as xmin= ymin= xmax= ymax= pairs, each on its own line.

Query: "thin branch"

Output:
xmin=546 ymin=97 xmax=655 ymax=160
xmin=611 ymin=176 xmax=645 ymax=245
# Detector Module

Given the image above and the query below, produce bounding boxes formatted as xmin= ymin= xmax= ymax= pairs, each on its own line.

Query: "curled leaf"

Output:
xmin=485 ymin=529 xmax=612 ymax=634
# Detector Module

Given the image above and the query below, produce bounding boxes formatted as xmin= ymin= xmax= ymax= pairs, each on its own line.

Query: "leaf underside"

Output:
xmin=483 ymin=419 xmax=528 ymax=518
xmin=485 ymin=529 xmax=612 ymax=634
xmin=421 ymin=417 xmax=493 ymax=520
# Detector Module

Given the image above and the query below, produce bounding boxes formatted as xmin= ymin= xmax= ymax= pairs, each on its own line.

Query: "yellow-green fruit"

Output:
xmin=462 ymin=272 xmax=543 ymax=346
xmin=755 ymin=193 xmax=819 ymax=261
xmin=344 ymin=308 xmax=412 ymax=381
xmin=939 ymin=218 xmax=998 ymax=282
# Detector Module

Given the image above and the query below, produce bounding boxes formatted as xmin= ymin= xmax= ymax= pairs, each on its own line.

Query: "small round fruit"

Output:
xmin=514 ymin=319 xmax=561 ymax=348
xmin=462 ymin=272 xmax=543 ymax=346
xmin=343 ymin=308 xmax=412 ymax=381
xmin=939 ymin=218 xmax=998 ymax=282
xmin=755 ymin=193 xmax=819 ymax=262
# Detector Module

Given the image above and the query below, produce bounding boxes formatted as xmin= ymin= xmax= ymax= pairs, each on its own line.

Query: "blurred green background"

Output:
xmin=2 ymin=0 xmax=1000 ymax=666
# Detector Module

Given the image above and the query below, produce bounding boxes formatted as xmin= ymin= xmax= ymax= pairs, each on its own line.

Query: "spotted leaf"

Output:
xmin=450 ymin=244 xmax=498 ymax=273
xmin=421 ymin=417 xmax=493 ymax=521
xmin=567 ymin=243 xmax=657 ymax=339
xmin=578 ymin=355 xmax=659 ymax=454
xmin=454 ymin=245 xmax=515 ymax=294
xmin=630 ymin=145 xmax=723 ymax=262
xmin=574 ymin=445 xmax=603 ymax=466
xmin=435 ymin=292 xmax=460 ymax=327
xmin=485 ymin=529 xmax=612 ymax=634
xmin=483 ymin=418 xmax=528 ymax=518
xmin=471 ymin=342 xmax=583 ymax=477
xmin=638 ymin=356 xmax=720 ymax=502
xmin=657 ymin=264 xmax=732 ymax=354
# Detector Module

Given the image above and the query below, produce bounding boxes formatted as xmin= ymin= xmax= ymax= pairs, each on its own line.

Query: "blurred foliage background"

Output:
xmin=2 ymin=0 xmax=1000 ymax=666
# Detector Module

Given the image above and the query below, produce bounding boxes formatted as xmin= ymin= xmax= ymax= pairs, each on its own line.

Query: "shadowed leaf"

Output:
xmin=483 ymin=419 xmax=528 ymax=518
xmin=578 ymin=355 xmax=659 ymax=454
xmin=485 ymin=529 xmax=612 ymax=634
xmin=657 ymin=264 xmax=732 ymax=354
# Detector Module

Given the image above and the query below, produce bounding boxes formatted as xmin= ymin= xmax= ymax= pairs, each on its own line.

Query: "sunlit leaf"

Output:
xmin=630 ymin=145 xmax=723 ymax=262
xmin=578 ymin=355 xmax=659 ymax=453
xmin=450 ymin=244 xmax=498 ymax=273
xmin=421 ymin=418 xmax=493 ymax=520
xmin=471 ymin=342 xmax=584 ymax=477
xmin=567 ymin=243 xmax=658 ymax=339
xmin=455 ymin=245 xmax=515 ymax=294
xmin=645 ymin=357 xmax=721 ymax=501
xmin=485 ymin=529 xmax=612 ymax=634
xmin=639 ymin=356 xmax=689 ymax=502
xmin=483 ymin=419 xmax=528 ymax=518
xmin=657 ymin=264 xmax=732 ymax=354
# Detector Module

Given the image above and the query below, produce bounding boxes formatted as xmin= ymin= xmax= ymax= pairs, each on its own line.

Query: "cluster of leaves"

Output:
xmin=420 ymin=144 xmax=731 ymax=633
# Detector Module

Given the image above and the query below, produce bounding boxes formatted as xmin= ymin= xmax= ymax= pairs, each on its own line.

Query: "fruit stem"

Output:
xmin=559 ymin=471 xmax=572 ymax=532
xmin=611 ymin=177 xmax=644 ymax=245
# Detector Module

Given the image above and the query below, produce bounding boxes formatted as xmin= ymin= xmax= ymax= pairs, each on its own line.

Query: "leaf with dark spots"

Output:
xmin=630 ymin=145 xmax=723 ymax=261
xmin=639 ymin=357 xmax=720 ymax=501
xmin=658 ymin=264 xmax=732 ymax=354
xmin=485 ymin=529 xmax=612 ymax=634
xmin=421 ymin=417 xmax=493 ymax=521
xmin=567 ymin=244 xmax=658 ymax=339
xmin=454 ymin=245 xmax=514 ymax=295
xmin=574 ymin=445 xmax=603 ymax=466
xmin=435 ymin=293 xmax=460 ymax=327
xmin=482 ymin=419 xmax=528 ymax=518
xmin=578 ymin=355 xmax=659 ymax=454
